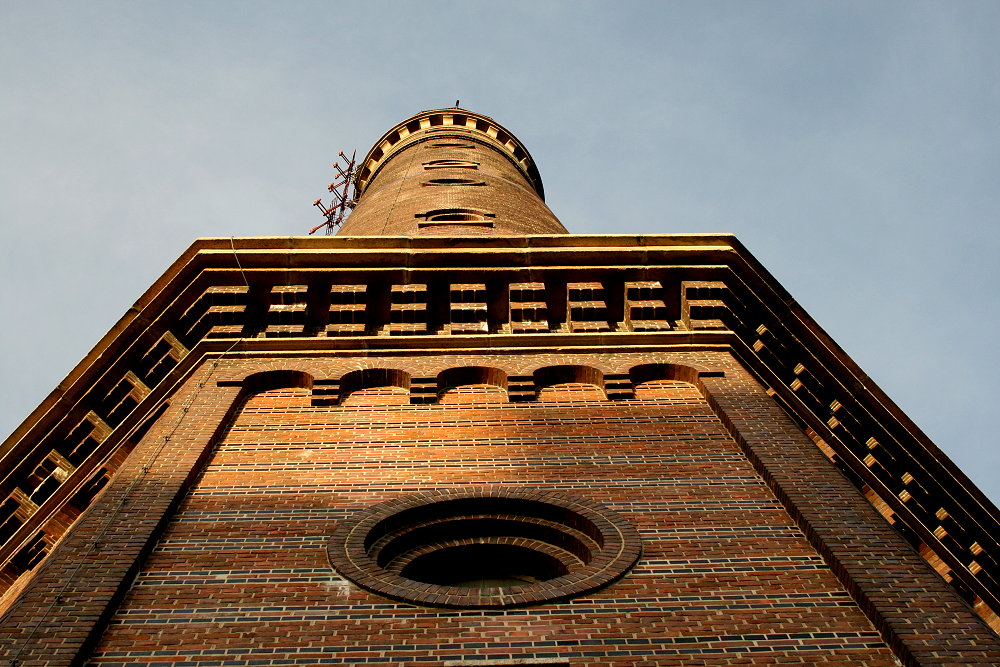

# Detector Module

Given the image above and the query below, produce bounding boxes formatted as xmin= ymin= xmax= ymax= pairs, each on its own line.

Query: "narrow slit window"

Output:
xmin=415 ymin=208 xmax=496 ymax=223
xmin=422 ymin=160 xmax=479 ymax=170
xmin=422 ymin=178 xmax=486 ymax=187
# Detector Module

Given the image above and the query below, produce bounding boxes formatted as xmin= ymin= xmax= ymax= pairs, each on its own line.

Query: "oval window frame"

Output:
xmin=328 ymin=488 xmax=641 ymax=608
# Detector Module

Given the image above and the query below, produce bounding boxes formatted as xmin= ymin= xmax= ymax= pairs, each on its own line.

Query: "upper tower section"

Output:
xmin=337 ymin=109 xmax=568 ymax=237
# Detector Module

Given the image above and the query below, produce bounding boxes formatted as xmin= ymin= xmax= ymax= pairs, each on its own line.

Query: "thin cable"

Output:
xmin=9 ymin=240 xmax=252 ymax=666
xmin=229 ymin=236 xmax=251 ymax=289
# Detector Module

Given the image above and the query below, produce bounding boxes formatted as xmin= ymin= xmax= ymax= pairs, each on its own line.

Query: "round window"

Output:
xmin=327 ymin=488 xmax=641 ymax=608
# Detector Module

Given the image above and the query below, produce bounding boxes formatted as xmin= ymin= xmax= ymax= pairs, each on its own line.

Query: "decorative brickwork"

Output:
xmin=340 ymin=109 xmax=566 ymax=237
xmin=328 ymin=487 xmax=641 ymax=608
xmin=2 ymin=109 xmax=999 ymax=665
xmin=90 ymin=355 xmax=902 ymax=664
xmin=2 ymin=352 xmax=998 ymax=664
xmin=5 ymin=236 xmax=996 ymax=631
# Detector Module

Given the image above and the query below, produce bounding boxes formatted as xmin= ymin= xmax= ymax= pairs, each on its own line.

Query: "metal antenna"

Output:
xmin=310 ymin=150 xmax=357 ymax=235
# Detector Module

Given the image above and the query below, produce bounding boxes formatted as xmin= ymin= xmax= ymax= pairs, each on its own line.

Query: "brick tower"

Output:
xmin=2 ymin=109 xmax=999 ymax=666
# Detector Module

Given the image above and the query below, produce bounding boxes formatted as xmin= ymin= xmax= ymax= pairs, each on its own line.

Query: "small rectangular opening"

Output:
xmin=418 ymin=221 xmax=494 ymax=229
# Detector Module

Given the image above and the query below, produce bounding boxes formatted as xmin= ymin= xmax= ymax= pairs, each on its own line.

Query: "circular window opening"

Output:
xmin=328 ymin=488 xmax=641 ymax=608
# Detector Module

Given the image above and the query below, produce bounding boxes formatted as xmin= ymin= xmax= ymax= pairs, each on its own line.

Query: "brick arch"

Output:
xmin=240 ymin=370 xmax=314 ymax=397
xmin=628 ymin=362 xmax=703 ymax=388
xmin=215 ymin=360 xmax=330 ymax=387
xmin=533 ymin=365 xmax=605 ymax=394
xmin=338 ymin=368 xmax=411 ymax=405
xmin=436 ymin=366 xmax=508 ymax=397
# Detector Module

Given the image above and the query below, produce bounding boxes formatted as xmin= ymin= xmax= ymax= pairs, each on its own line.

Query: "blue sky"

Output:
xmin=1 ymin=1 xmax=998 ymax=503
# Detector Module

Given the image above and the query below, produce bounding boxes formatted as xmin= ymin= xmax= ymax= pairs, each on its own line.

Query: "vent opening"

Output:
xmin=328 ymin=488 xmax=641 ymax=608
xmin=422 ymin=159 xmax=479 ymax=170
xmin=402 ymin=544 xmax=568 ymax=588
xmin=422 ymin=178 xmax=486 ymax=187
xmin=415 ymin=208 xmax=495 ymax=222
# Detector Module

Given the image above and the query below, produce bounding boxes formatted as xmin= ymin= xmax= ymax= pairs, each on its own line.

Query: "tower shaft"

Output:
xmin=339 ymin=109 xmax=567 ymax=237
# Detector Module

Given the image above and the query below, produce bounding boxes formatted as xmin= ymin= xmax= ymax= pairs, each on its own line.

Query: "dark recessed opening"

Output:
xmin=373 ymin=516 xmax=595 ymax=569
xmin=402 ymin=543 xmax=568 ymax=588
xmin=435 ymin=213 xmax=481 ymax=221
xmin=329 ymin=489 xmax=641 ymax=608
xmin=415 ymin=208 xmax=495 ymax=222
xmin=422 ymin=160 xmax=479 ymax=170
xmin=422 ymin=178 xmax=485 ymax=187
xmin=365 ymin=496 xmax=604 ymax=552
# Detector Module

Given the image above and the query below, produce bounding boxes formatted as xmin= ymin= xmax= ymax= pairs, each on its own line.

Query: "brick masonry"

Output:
xmin=339 ymin=109 xmax=567 ymax=237
xmin=7 ymin=233 xmax=995 ymax=626
xmin=3 ymin=107 xmax=998 ymax=666
xmin=4 ymin=350 xmax=996 ymax=665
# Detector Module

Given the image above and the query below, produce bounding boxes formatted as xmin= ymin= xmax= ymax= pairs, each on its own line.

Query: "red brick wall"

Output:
xmin=5 ymin=350 xmax=997 ymax=666
xmin=88 ymin=358 xmax=896 ymax=665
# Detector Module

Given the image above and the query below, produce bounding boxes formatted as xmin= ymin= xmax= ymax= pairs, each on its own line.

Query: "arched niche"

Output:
xmin=532 ymin=365 xmax=606 ymax=402
xmin=338 ymin=368 xmax=411 ymax=406
xmin=436 ymin=366 xmax=508 ymax=404
xmin=628 ymin=363 xmax=705 ymax=399
xmin=240 ymin=370 xmax=314 ymax=396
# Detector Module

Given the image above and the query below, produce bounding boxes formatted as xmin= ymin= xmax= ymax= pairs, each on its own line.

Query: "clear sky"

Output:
xmin=1 ymin=1 xmax=998 ymax=503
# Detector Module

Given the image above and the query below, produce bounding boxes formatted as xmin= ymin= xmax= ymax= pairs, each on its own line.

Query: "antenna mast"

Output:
xmin=310 ymin=150 xmax=357 ymax=235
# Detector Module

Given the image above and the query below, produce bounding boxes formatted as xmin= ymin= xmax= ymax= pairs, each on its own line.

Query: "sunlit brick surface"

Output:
xmin=90 ymin=377 xmax=896 ymax=665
